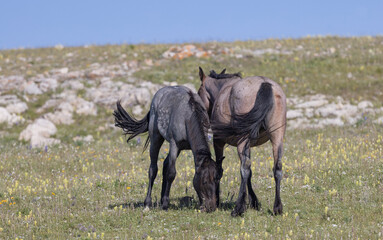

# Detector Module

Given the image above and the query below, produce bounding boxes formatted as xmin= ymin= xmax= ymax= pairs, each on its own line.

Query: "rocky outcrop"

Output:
xmin=19 ymin=118 xmax=60 ymax=147
xmin=287 ymin=95 xmax=382 ymax=129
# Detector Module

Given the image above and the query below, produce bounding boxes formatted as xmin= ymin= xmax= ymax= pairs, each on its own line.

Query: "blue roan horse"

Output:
xmin=114 ymin=86 xmax=219 ymax=212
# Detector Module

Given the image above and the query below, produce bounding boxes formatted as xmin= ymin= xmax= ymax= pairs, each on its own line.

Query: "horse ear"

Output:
xmin=220 ymin=69 xmax=226 ymax=74
xmin=199 ymin=66 xmax=206 ymax=82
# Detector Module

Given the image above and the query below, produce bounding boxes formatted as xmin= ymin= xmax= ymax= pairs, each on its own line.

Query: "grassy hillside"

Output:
xmin=0 ymin=36 xmax=382 ymax=239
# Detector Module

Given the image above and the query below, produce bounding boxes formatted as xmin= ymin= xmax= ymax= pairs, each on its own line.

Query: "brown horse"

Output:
xmin=197 ymin=67 xmax=287 ymax=217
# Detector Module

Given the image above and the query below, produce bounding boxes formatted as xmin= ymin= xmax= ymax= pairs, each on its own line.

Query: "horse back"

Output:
xmin=149 ymin=86 xmax=195 ymax=146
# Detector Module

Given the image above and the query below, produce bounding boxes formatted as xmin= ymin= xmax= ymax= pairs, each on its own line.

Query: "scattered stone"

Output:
xmin=73 ymin=135 xmax=94 ymax=142
xmin=0 ymin=107 xmax=23 ymax=125
xmin=0 ymin=75 xmax=25 ymax=93
xmin=357 ymin=101 xmax=373 ymax=109
xmin=296 ymin=99 xmax=328 ymax=109
xmin=132 ymin=105 xmax=143 ymax=116
xmin=44 ymin=110 xmax=74 ymax=125
xmin=24 ymin=81 xmax=42 ymax=95
xmin=37 ymin=78 xmax=58 ymax=92
xmin=37 ymin=99 xmax=60 ymax=113
xmin=61 ymin=80 xmax=84 ymax=90
xmin=287 ymin=109 xmax=303 ymax=119
xmin=6 ymin=102 xmax=28 ymax=114
xmin=73 ymin=98 xmax=97 ymax=116
xmin=162 ymin=45 xmax=211 ymax=60
xmin=373 ymin=116 xmax=383 ymax=124
xmin=19 ymin=118 xmax=60 ymax=147
xmin=316 ymin=118 xmax=344 ymax=127
xmin=0 ymin=95 xmax=21 ymax=105
xmin=288 ymin=117 xmax=311 ymax=129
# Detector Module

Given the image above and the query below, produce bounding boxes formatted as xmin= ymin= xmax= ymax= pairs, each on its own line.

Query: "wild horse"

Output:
xmin=114 ymin=86 xmax=220 ymax=212
xmin=198 ymin=67 xmax=287 ymax=216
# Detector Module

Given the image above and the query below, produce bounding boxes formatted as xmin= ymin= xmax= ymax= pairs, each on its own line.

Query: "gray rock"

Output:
xmin=132 ymin=105 xmax=143 ymax=116
xmin=287 ymin=117 xmax=310 ymax=129
xmin=50 ymin=67 xmax=69 ymax=75
xmin=0 ymin=107 xmax=12 ymax=124
xmin=295 ymin=99 xmax=328 ymax=109
xmin=73 ymin=135 xmax=94 ymax=142
xmin=373 ymin=116 xmax=383 ymax=125
xmin=286 ymin=109 xmax=303 ymax=119
xmin=316 ymin=118 xmax=344 ymax=127
xmin=24 ymin=82 xmax=42 ymax=95
xmin=0 ymin=75 xmax=25 ymax=93
xmin=37 ymin=78 xmax=58 ymax=92
xmin=73 ymin=98 xmax=97 ymax=116
xmin=357 ymin=101 xmax=373 ymax=109
xmin=61 ymin=80 xmax=84 ymax=90
xmin=0 ymin=95 xmax=21 ymax=105
xmin=304 ymin=108 xmax=314 ymax=118
xmin=57 ymin=102 xmax=74 ymax=113
xmin=44 ymin=111 xmax=74 ymax=125
xmin=315 ymin=103 xmax=339 ymax=118
xmin=6 ymin=102 xmax=28 ymax=114
xmin=37 ymin=99 xmax=60 ymax=113
xmin=19 ymin=118 xmax=60 ymax=147
xmin=30 ymin=135 xmax=60 ymax=148
xmin=0 ymin=107 xmax=23 ymax=125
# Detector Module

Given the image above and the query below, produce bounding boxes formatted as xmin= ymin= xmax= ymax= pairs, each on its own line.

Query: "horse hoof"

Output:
xmin=255 ymin=202 xmax=261 ymax=211
xmin=231 ymin=206 xmax=245 ymax=217
xmin=273 ymin=205 xmax=283 ymax=215
xmin=231 ymin=209 xmax=243 ymax=217
xmin=161 ymin=204 xmax=169 ymax=211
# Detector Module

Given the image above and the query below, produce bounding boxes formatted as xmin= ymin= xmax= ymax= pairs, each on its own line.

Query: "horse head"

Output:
xmin=193 ymin=157 xmax=219 ymax=212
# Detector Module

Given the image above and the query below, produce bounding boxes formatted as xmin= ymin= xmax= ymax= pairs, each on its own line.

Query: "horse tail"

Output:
xmin=212 ymin=82 xmax=274 ymax=144
xmin=113 ymin=100 xmax=150 ymax=150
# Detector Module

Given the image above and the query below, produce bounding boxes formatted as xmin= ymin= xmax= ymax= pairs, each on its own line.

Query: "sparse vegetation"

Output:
xmin=0 ymin=36 xmax=383 ymax=239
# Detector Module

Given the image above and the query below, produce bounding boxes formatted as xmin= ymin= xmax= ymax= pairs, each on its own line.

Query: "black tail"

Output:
xmin=212 ymin=82 xmax=274 ymax=144
xmin=113 ymin=101 xmax=150 ymax=150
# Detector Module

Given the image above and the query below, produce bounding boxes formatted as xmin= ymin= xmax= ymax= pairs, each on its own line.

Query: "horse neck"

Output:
xmin=185 ymin=115 xmax=211 ymax=166
xmin=206 ymin=77 xmax=239 ymax=104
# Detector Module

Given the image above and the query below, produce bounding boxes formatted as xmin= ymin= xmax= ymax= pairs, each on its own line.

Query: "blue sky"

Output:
xmin=1 ymin=0 xmax=382 ymax=49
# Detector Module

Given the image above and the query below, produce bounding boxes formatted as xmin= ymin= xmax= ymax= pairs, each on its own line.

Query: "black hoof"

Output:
xmin=144 ymin=199 xmax=152 ymax=208
xmin=273 ymin=204 xmax=283 ymax=215
xmin=231 ymin=204 xmax=245 ymax=217
xmin=255 ymin=201 xmax=261 ymax=211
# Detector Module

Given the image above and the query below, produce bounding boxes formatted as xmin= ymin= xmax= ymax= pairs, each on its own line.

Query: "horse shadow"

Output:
xmin=109 ymin=195 xmax=275 ymax=215
xmin=108 ymin=195 xmax=237 ymax=211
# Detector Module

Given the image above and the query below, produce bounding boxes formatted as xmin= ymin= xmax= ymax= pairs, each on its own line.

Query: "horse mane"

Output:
xmin=209 ymin=70 xmax=242 ymax=79
xmin=187 ymin=91 xmax=211 ymax=159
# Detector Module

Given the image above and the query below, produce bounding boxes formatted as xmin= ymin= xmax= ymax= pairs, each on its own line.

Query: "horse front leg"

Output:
xmin=231 ymin=141 xmax=251 ymax=217
xmin=160 ymin=142 xmax=179 ymax=210
xmin=213 ymin=138 xmax=225 ymax=207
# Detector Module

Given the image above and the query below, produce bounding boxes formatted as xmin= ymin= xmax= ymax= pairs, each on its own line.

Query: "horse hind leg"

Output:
xmin=144 ymin=134 xmax=164 ymax=208
xmin=160 ymin=142 xmax=179 ymax=210
xmin=272 ymin=138 xmax=284 ymax=215
xmin=231 ymin=141 xmax=251 ymax=217
xmin=213 ymin=138 xmax=225 ymax=207
xmin=247 ymin=168 xmax=261 ymax=210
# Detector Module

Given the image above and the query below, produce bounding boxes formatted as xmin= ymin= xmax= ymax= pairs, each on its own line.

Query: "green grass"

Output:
xmin=1 ymin=36 xmax=383 ymax=239
xmin=0 ymin=125 xmax=382 ymax=239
